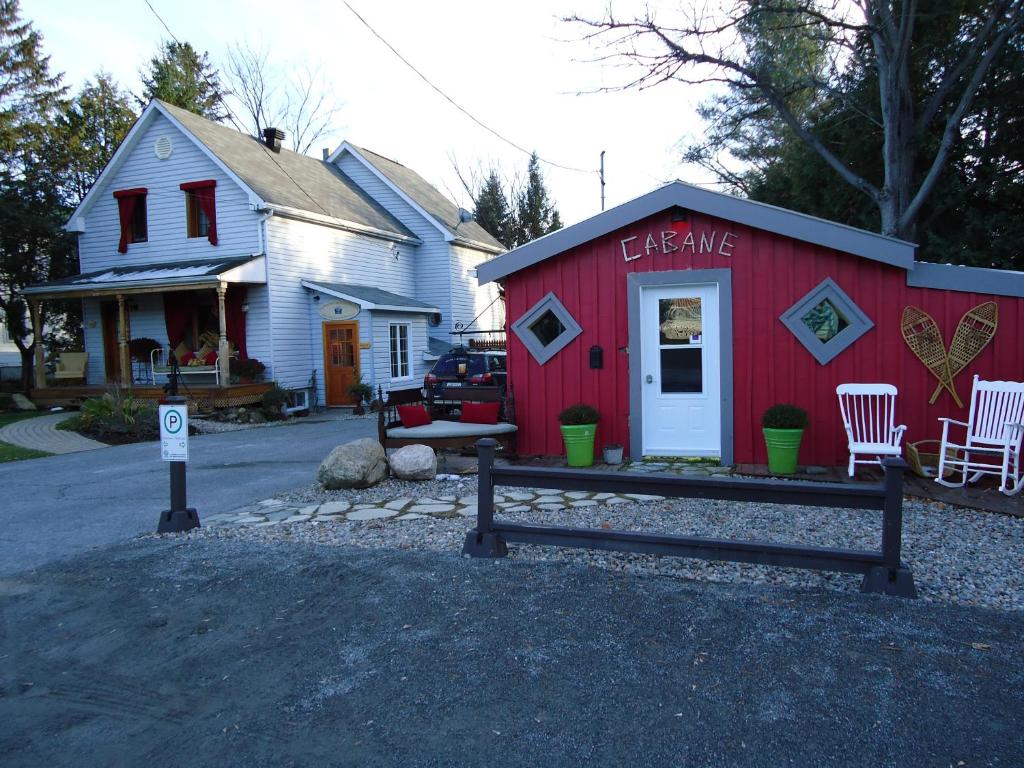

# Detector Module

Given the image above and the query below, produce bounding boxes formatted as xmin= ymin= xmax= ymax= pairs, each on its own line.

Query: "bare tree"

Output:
xmin=568 ymin=1 xmax=1024 ymax=241
xmin=223 ymin=41 xmax=341 ymax=155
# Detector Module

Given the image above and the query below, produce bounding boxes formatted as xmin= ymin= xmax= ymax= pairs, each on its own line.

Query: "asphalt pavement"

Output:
xmin=1 ymin=537 xmax=1021 ymax=767
xmin=0 ymin=414 xmax=375 ymax=576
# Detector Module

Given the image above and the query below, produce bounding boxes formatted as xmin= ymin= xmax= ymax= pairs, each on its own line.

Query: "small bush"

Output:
xmin=231 ymin=358 xmax=266 ymax=380
xmin=346 ymin=380 xmax=374 ymax=403
xmin=558 ymin=403 xmax=601 ymax=426
xmin=261 ymin=384 xmax=291 ymax=420
xmin=73 ymin=388 xmax=158 ymax=443
xmin=762 ymin=404 xmax=809 ymax=430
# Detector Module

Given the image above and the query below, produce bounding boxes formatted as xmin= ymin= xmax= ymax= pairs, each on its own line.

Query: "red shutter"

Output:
xmin=113 ymin=188 xmax=147 ymax=253
xmin=180 ymin=180 xmax=218 ymax=246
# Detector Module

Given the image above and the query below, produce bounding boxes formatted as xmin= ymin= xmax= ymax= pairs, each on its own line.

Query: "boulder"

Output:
xmin=11 ymin=393 xmax=37 ymax=411
xmin=317 ymin=438 xmax=388 ymax=489
xmin=389 ymin=444 xmax=437 ymax=481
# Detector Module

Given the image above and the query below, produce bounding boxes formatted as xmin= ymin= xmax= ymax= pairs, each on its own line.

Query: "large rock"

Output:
xmin=11 ymin=393 xmax=37 ymax=411
xmin=317 ymin=438 xmax=388 ymax=489
xmin=389 ymin=444 xmax=437 ymax=481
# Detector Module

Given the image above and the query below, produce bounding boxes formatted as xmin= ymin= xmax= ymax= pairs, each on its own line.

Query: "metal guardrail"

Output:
xmin=463 ymin=439 xmax=917 ymax=598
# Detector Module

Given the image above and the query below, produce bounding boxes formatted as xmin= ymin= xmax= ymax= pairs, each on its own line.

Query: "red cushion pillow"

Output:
xmin=203 ymin=349 xmax=217 ymax=365
xmin=397 ymin=404 xmax=432 ymax=428
xmin=179 ymin=351 xmax=194 ymax=365
xmin=461 ymin=401 xmax=500 ymax=425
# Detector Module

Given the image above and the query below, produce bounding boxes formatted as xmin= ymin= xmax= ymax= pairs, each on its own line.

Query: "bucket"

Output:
xmin=762 ymin=427 xmax=804 ymax=475
xmin=561 ymin=424 xmax=597 ymax=467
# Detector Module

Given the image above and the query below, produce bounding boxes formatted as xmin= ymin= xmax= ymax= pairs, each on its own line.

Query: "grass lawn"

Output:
xmin=0 ymin=410 xmax=53 ymax=462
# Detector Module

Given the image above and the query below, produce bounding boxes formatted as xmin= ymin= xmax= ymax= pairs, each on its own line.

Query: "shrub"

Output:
xmin=73 ymin=388 xmax=158 ymax=443
xmin=762 ymin=404 xmax=809 ymax=430
xmin=346 ymin=380 xmax=374 ymax=403
xmin=231 ymin=357 xmax=266 ymax=380
xmin=261 ymin=384 xmax=291 ymax=420
xmin=558 ymin=403 xmax=600 ymax=426
xmin=129 ymin=337 xmax=162 ymax=361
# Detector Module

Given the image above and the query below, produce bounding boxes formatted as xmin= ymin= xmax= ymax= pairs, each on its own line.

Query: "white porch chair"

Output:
xmin=936 ymin=375 xmax=1024 ymax=496
xmin=836 ymin=384 xmax=907 ymax=477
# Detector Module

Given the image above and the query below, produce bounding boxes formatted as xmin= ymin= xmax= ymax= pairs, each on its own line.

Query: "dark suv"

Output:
xmin=424 ymin=347 xmax=507 ymax=401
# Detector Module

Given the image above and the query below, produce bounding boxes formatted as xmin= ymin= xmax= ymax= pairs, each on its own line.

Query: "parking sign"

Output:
xmin=159 ymin=404 xmax=189 ymax=462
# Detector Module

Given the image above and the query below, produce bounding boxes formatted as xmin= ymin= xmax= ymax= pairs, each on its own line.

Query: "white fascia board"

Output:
xmin=299 ymin=279 xmax=439 ymax=314
xmin=263 ymin=203 xmax=421 ymax=245
xmin=219 ymin=255 xmax=267 ymax=284
xmin=452 ymin=237 xmax=505 ymax=256
xmin=328 ymin=142 xmax=454 ymax=243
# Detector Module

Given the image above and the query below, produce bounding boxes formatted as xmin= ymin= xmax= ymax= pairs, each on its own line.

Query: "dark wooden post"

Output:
xmin=861 ymin=457 xmax=917 ymax=597
xmin=461 ymin=438 xmax=508 ymax=558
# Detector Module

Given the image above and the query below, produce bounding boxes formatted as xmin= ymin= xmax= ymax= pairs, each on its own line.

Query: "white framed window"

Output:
xmin=389 ymin=323 xmax=411 ymax=380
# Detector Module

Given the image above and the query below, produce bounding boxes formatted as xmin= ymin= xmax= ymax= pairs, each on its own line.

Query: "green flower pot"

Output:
xmin=763 ymin=427 xmax=804 ymax=475
xmin=561 ymin=424 xmax=597 ymax=467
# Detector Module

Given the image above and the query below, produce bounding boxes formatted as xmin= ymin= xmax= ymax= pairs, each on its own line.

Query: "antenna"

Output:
xmin=600 ymin=151 xmax=606 ymax=211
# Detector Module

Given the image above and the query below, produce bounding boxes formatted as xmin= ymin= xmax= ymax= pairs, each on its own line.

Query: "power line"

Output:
xmin=342 ymin=1 xmax=597 ymax=177
xmin=143 ymin=0 xmax=330 ymax=217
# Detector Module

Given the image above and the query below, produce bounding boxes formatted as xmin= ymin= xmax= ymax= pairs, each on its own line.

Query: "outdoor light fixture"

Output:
xmin=313 ymin=294 xmax=320 ymax=302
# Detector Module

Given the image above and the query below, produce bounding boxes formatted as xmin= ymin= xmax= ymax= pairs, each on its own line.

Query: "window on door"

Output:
xmin=658 ymin=297 xmax=703 ymax=393
xmin=389 ymin=323 xmax=410 ymax=379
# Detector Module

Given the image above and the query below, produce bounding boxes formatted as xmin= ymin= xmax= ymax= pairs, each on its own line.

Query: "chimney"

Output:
xmin=322 ymin=147 xmax=330 ymax=161
xmin=262 ymin=127 xmax=285 ymax=153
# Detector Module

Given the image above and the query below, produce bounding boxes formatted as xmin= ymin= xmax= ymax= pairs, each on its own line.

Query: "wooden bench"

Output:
xmin=376 ymin=385 xmax=517 ymax=455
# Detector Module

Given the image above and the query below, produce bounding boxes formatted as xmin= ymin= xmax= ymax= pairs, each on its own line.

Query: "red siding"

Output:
xmin=504 ymin=209 xmax=1024 ymax=465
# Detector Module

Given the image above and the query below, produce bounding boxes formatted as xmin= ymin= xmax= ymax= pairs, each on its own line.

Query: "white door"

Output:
xmin=640 ymin=283 xmax=721 ymax=457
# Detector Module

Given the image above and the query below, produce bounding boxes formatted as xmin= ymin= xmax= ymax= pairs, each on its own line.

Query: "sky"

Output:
xmin=22 ymin=0 xmax=725 ymax=226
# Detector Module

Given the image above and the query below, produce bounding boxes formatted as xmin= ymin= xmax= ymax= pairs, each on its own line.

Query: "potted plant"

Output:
xmin=603 ymin=443 xmax=624 ymax=465
xmin=347 ymin=379 xmax=374 ymax=415
xmin=558 ymin=403 xmax=600 ymax=468
xmin=231 ymin=357 xmax=265 ymax=384
xmin=762 ymin=404 xmax=809 ymax=475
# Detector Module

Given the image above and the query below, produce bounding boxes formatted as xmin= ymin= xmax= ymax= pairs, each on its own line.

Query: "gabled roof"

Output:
xmin=477 ymin=181 xmax=918 ymax=284
xmin=70 ymin=100 xmax=417 ymax=243
xmin=23 ymin=255 xmax=266 ymax=298
xmin=331 ymin=142 xmax=505 ymax=254
xmin=300 ymin=280 xmax=439 ymax=313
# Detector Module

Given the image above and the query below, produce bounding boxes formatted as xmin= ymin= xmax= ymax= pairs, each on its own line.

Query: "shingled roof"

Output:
xmin=157 ymin=101 xmax=416 ymax=240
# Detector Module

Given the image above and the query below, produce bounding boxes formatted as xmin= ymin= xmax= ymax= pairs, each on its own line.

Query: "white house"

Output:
xmin=23 ymin=100 xmax=504 ymax=406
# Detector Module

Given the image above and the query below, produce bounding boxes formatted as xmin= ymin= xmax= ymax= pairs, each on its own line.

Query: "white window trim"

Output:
xmin=388 ymin=322 xmax=413 ymax=383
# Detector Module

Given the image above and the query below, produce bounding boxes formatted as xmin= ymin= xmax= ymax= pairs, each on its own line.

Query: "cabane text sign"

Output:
xmin=621 ymin=229 xmax=737 ymax=262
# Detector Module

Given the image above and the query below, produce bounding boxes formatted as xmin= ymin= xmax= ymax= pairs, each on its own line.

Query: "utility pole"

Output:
xmin=600 ymin=150 xmax=606 ymax=211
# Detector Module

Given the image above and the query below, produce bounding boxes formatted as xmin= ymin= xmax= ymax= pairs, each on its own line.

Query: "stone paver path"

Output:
xmin=204 ymin=488 xmax=667 ymax=528
xmin=0 ymin=412 xmax=106 ymax=454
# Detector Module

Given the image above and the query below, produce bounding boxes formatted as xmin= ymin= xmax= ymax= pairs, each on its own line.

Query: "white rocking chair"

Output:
xmin=836 ymin=384 xmax=907 ymax=477
xmin=936 ymin=375 xmax=1024 ymax=496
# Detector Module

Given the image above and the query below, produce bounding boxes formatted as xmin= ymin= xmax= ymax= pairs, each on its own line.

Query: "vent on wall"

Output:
xmin=154 ymin=135 xmax=173 ymax=160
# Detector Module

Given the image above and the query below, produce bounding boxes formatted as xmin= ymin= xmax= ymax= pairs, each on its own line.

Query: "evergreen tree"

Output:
xmin=140 ymin=40 xmax=227 ymax=120
xmin=48 ymin=73 xmax=137 ymax=207
xmin=472 ymin=169 xmax=513 ymax=249
xmin=512 ymin=153 xmax=562 ymax=247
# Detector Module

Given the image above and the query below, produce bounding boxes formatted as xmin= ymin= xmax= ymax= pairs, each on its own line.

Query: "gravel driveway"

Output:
xmin=2 ymin=537 xmax=1022 ymax=767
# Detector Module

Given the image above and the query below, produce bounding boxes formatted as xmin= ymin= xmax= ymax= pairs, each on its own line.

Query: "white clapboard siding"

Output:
xmin=77 ymin=113 xmax=260 ymax=273
xmin=334 ymin=153 xmax=454 ymax=330
xmin=243 ymin=284 xmax=272 ymax=374
xmin=82 ymin=299 xmax=105 ymax=384
xmin=263 ymin=215 xmax=417 ymax=390
xmin=450 ymin=245 xmax=504 ymax=335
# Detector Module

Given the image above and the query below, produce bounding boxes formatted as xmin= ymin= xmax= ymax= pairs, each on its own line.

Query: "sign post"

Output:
xmin=157 ymin=356 xmax=199 ymax=533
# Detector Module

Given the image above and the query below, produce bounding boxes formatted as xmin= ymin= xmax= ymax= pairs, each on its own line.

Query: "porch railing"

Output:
xmin=463 ymin=439 xmax=917 ymax=598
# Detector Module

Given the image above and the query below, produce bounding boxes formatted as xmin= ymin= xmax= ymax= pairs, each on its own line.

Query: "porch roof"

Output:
xmin=301 ymin=280 xmax=439 ymax=314
xmin=22 ymin=255 xmax=267 ymax=299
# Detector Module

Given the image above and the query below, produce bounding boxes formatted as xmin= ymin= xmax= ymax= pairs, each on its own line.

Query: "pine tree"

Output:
xmin=512 ymin=152 xmax=561 ymax=247
xmin=472 ymin=169 xmax=513 ymax=249
xmin=140 ymin=40 xmax=227 ymax=120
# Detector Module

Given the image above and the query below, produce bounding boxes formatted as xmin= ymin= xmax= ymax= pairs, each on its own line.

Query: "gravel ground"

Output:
xmin=191 ymin=475 xmax=1024 ymax=611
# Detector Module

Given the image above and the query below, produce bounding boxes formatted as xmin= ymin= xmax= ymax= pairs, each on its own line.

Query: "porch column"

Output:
xmin=217 ymin=283 xmax=230 ymax=386
xmin=117 ymin=294 xmax=130 ymax=389
xmin=30 ymin=299 xmax=46 ymax=390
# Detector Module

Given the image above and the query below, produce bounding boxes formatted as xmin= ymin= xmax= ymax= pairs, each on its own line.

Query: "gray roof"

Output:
xmin=159 ymin=101 xmax=416 ymax=240
xmin=350 ymin=145 xmax=505 ymax=252
xmin=477 ymin=181 xmax=918 ymax=284
xmin=302 ymin=280 xmax=439 ymax=313
xmin=23 ymin=256 xmax=264 ymax=297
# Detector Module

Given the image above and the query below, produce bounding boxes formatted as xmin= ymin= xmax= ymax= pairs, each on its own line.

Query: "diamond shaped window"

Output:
xmin=780 ymin=279 xmax=873 ymax=364
xmin=512 ymin=292 xmax=582 ymax=365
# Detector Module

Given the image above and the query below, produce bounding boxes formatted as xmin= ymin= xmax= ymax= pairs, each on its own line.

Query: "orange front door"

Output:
xmin=323 ymin=321 xmax=359 ymax=406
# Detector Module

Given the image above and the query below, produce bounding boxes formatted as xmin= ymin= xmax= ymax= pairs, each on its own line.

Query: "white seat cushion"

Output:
xmin=387 ymin=421 xmax=517 ymax=439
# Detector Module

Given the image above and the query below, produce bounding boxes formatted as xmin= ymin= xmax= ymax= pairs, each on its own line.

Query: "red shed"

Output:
xmin=477 ymin=182 xmax=1024 ymax=467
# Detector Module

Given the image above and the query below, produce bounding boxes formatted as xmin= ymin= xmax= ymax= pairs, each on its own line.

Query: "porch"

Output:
xmin=30 ymin=382 xmax=274 ymax=409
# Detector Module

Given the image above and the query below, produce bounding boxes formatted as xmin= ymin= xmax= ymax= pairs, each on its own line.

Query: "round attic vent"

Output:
xmin=154 ymin=135 xmax=173 ymax=160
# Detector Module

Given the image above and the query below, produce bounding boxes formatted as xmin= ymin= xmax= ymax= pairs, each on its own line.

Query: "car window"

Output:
xmin=430 ymin=351 xmax=470 ymax=376
xmin=487 ymin=355 xmax=507 ymax=372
